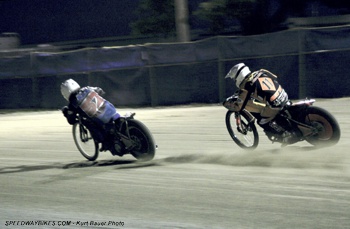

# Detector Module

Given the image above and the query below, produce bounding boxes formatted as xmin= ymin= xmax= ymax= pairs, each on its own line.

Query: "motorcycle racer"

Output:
xmin=223 ymin=63 xmax=299 ymax=145
xmin=60 ymin=79 xmax=121 ymax=154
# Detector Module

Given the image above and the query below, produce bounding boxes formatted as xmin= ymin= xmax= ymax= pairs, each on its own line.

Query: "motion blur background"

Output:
xmin=1 ymin=0 xmax=350 ymax=109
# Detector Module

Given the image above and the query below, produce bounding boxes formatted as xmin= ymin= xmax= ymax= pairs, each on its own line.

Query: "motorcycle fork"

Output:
xmin=77 ymin=116 xmax=89 ymax=142
xmin=235 ymin=112 xmax=250 ymax=134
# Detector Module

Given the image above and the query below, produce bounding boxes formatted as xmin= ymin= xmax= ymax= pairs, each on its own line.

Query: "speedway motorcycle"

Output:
xmin=225 ymin=98 xmax=341 ymax=149
xmin=72 ymin=112 xmax=156 ymax=161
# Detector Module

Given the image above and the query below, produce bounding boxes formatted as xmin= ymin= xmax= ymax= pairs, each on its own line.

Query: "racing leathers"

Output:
xmin=62 ymin=86 xmax=120 ymax=152
xmin=223 ymin=69 xmax=291 ymax=139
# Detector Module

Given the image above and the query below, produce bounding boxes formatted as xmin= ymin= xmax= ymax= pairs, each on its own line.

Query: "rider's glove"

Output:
xmin=61 ymin=106 xmax=77 ymax=124
xmin=61 ymin=106 xmax=69 ymax=116
xmin=95 ymin=87 xmax=105 ymax=95
xmin=223 ymin=95 xmax=240 ymax=111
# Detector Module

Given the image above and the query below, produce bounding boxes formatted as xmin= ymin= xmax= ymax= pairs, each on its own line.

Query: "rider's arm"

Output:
xmin=223 ymin=89 xmax=249 ymax=111
xmin=61 ymin=103 xmax=79 ymax=125
xmin=88 ymin=86 xmax=105 ymax=96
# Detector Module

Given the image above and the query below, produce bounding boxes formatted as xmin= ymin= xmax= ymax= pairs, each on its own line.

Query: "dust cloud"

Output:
xmin=162 ymin=144 xmax=349 ymax=171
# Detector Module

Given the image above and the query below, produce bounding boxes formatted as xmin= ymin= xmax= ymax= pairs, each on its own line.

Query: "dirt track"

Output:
xmin=1 ymin=98 xmax=349 ymax=229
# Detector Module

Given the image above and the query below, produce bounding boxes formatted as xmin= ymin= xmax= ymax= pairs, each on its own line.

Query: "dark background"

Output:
xmin=1 ymin=0 xmax=349 ymax=46
xmin=0 ymin=0 xmax=140 ymax=45
xmin=0 ymin=0 xmax=208 ymax=45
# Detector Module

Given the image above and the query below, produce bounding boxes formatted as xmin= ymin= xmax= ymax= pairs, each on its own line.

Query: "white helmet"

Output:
xmin=225 ymin=63 xmax=251 ymax=88
xmin=61 ymin=79 xmax=80 ymax=101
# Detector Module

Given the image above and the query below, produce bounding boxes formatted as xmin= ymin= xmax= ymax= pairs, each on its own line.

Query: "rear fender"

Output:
xmin=287 ymin=99 xmax=315 ymax=119
xmin=291 ymin=99 xmax=315 ymax=107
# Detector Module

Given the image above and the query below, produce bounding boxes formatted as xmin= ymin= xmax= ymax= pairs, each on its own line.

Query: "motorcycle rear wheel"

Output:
xmin=72 ymin=122 xmax=99 ymax=161
xmin=225 ymin=110 xmax=259 ymax=150
xmin=124 ymin=119 xmax=156 ymax=161
xmin=303 ymin=106 xmax=341 ymax=147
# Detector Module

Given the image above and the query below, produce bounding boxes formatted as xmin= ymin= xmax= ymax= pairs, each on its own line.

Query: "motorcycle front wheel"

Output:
xmin=72 ymin=122 xmax=99 ymax=161
xmin=225 ymin=110 xmax=259 ymax=150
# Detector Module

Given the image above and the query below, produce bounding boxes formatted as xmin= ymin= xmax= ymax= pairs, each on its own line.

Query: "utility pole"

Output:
xmin=174 ymin=0 xmax=190 ymax=42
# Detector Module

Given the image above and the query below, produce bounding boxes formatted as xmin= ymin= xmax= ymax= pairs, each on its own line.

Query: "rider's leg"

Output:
xmin=253 ymin=110 xmax=298 ymax=145
xmin=258 ymin=115 xmax=298 ymax=145
xmin=259 ymin=119 xmax=285 ymax=141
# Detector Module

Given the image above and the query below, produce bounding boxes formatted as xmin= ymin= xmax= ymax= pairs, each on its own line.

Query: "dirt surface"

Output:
xmin=1 ymin=98 xmax=349 ymax=229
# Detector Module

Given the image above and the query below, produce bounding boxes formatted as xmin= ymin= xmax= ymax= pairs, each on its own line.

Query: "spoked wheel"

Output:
xmin=225 ymin=110 xmax=259 ymax=150
xmin=125 ymin=120 xmax=156 ymax=161
xmin=72 ymin=122 xmax=99 ymax=161
xmin=303 ymin=106 xmax=341 ymax=147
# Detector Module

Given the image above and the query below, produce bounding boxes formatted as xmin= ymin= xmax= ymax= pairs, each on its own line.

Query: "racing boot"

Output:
xmin=281 ymin=130 xmax=299 ymax=147
xmin=110 ymin=138 xmax=124 ymax=156
xmin=260 ymin=120 xmax=285 ymax=143
xmin=100 ymin=141 xmax=111 ymax=152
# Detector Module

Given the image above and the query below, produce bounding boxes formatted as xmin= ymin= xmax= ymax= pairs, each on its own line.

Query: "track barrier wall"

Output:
xmin=1 ymin=26 xmax=350 ymax=109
